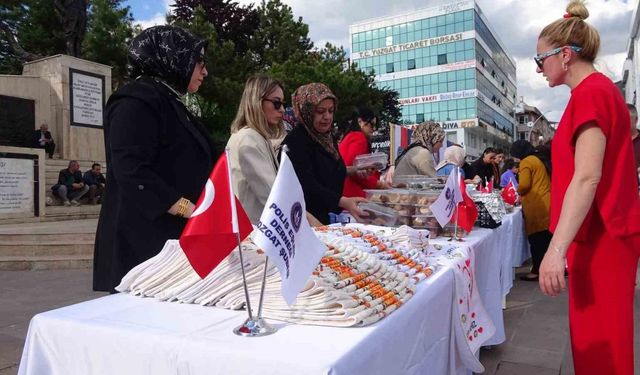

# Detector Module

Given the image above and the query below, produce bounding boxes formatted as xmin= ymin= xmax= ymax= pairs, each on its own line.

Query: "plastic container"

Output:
xmin=411 ymin=214 xmax=442 ymax=237
xmin=364 ymin=188 xmax=416 ymax=205
xmin=357 ymin=202 xmax=398 ymax=227
xmin=382 ymin=203 xmax=415 ymax=216
xmin=354 ymin=152 xmax=388 ymax=170
xmin=393 ymin=175 xmax=447 ymax=189
xmin=413 ymin=191 xmax=440 ymax=206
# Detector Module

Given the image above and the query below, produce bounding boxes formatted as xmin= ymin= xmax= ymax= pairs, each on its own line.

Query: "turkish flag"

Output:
xmin=453 ymin=177 xmax=478 ymax=233
xmin=501 ymin=180 xmax=518 ymax=205
xmin=476 ymin=179 xmax=493 ymax=194
xmin=179 ymin=153 xmax=253 ymax=278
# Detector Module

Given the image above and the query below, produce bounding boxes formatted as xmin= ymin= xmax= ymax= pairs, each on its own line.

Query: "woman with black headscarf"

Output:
xmin=93 ymin=26 xmax=216 ymax=292
xmin=510 ymin=140 xmax=551 ymax=281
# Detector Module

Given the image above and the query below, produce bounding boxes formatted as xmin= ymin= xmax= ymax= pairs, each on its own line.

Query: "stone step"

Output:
xmin=0 ymin=255 xmax=92 ymax=271
xmin=0 ymin=243 xmax=94 ymax=257
xmin=0 ymin=232 xmax=96 ymax=244
xmin=46 ymin=204 xmax=101 ymax=216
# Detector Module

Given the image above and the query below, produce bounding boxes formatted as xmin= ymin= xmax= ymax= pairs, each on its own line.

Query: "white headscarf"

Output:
xmin=435 ymin=145 xmax=466 ymax=171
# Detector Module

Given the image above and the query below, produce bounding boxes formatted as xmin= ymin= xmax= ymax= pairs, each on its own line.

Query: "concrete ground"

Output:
xmin=0 ymin=266 xmax=638 ymax=374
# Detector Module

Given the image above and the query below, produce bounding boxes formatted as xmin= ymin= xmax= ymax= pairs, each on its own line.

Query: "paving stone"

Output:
xmin=495 ymin=361 xmax=558 ymax=375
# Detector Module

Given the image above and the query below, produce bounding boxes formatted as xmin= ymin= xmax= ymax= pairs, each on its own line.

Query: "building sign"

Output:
xmin=69 ymin=68 xmax=105 ymax=128
xmin=439 ymin=0 xmax=473 ymax=14
xmin=399 ymin=89 xmax=477 ymax=106
xmin=0 ymin=158 xmax=34 ymax=215
xmin=352 ymin=30 xmax=475 ymax=60
xmin=438 ymin=118 xmax=478 ymax=130
xmin=377 ymin=59 xmax=476 ymax=82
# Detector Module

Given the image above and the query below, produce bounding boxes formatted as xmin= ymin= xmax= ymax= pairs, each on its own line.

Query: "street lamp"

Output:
xmin=527 ymin=110 xmax=551 ymax=144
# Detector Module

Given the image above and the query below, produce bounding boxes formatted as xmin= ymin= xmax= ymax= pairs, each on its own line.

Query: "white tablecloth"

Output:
xmin=431 ymin=208 xmax=528 ymax=346
xmin=19 ymin=268 xmax=478 ymax=375
xmin=18 ymin=210 xmax=527 ymax=375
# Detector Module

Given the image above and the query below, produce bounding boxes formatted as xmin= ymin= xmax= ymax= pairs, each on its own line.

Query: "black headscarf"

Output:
xmin=511 ymin=140 xmax=552 ymax=177
xmin=510 ymin=140 xmax=536 ymax=160
xmin=127 ymin=25 xmax=208 ymax=95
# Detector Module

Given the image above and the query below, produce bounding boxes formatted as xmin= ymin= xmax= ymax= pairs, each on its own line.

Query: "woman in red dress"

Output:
xmin=536 ymin=1 xmax=640 ymax=374
xmin=339 ymin=106 xmax=389 ymax=198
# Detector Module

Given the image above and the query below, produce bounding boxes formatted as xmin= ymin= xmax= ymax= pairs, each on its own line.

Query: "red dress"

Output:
xmin=551 ymin=72 xmax=640 ymax=375
xmin=339 ymin=131 xmax=380 ymax=198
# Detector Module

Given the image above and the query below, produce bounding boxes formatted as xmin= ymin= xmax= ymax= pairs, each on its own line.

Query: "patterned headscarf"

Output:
xmin=411 ymin=121 xmax=445 ymax=151
xmin=292 ymin=83 xmax=339 ymax=160
xmin=127 ymin=25 xmax=208 ymax=95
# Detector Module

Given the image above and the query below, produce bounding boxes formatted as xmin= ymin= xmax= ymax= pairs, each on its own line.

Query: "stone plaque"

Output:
xmin=0 ymin=95 xmax=35 ymax=148
xmin=69 ymin=68 xmax=105 ymax=128
xmin=0 ymin=157 xmax=34 ymax=215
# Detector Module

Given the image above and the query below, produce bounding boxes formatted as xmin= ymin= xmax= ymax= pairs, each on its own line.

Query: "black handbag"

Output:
xmin=475 ymin=201 xmax=501 ymax=229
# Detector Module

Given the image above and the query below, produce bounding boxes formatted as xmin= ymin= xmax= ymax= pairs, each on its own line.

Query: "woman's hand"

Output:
xmin=376 ymin=180 xmax=391 ymax=189
xmin=339 ymin=196 xmax=369 ymax=222
xmin=539 ymin=243 xmax=567 ymax=296
xmin=346 ymin=165 xmax=374 ymax=178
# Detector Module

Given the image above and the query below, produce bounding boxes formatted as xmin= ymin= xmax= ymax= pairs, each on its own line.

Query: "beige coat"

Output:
xmin=226 ymin=127 xmax=279 ymax=223
xmin=394 ymin=146 xmax=436 ymax=177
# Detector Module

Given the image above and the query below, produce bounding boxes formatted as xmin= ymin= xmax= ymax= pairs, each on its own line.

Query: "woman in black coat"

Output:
xmin=93 ymin=26 xmax=216 ymax=292
xmin=282 ymin=83 xmax=366 ymax=224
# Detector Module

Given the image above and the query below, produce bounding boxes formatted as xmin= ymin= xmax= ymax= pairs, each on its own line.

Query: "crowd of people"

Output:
xmin=88 ymin=0 xmax=640 ymax=372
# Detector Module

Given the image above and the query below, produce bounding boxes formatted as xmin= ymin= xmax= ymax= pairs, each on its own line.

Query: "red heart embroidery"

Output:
xmin=478 ymin=327 xmax=483 ymax=333
xmin=471 ymin=312 xmax=476 ymax=318
xmin=459 ymin=299 xmax=463 ymax=304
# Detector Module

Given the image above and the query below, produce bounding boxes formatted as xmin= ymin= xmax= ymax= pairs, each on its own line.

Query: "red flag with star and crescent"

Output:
xmin=501 ymin=180 xmax=518 ymax=206
xmin=453 ymin=176 xmax=478 ymax=233
xmin=179 ymin=153 xmax=253 ymax=278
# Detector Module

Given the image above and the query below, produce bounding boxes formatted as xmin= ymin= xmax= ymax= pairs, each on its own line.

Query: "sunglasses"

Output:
xmin=534 ymin=45 xmax=582 ymax=69
xmin=263 ymin=98 xmax=285 ymax=110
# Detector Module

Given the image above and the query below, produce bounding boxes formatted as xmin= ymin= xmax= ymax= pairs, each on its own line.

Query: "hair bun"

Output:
xmin=566 ymin=0 xmax=589 ymax=21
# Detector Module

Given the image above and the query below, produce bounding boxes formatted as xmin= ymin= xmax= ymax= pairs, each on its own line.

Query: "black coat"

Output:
xmin=93 ymin=77 xmax=216 ymax=292
xmin=33 ymin=130 xmax=53 ymax=147
xmin=470 ymin=158 xmax=495 ymax=187
xmin=283 ymin=125 xmax=346 ymax=224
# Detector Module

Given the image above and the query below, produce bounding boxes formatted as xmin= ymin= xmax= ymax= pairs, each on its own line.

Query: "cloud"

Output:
xmin=219 ymin=0 xmax=636 ymax=121
xmin=134 ymin=0 xmax=173 ymax=30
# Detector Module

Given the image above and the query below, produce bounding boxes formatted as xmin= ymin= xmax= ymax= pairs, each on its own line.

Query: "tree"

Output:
xmin=0 ymin=0 xmax=67 ymax=73
xmin=250 ymin=0 xmax=313 ymax=69
xmin=83 ymin=0 xmax=134 ymax=88
xmin=171 ymin=0 xmax=259 ymax=56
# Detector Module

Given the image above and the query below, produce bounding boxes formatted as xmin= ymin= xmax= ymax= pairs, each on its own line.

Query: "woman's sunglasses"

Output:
xmin=263 ymin=98 xmax=285 ymax=110
xmin=534 ymin=45 xmax=582 ymax=69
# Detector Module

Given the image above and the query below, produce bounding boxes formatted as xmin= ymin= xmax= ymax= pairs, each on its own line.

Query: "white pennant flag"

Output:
xmin=253 ymin=149 xmax=327 ymax=306
xmin=430 ymin=167 xmax=463 ymax=228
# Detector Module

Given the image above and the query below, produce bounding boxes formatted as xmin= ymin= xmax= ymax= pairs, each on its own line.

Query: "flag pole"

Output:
xmin=226 ymin=148 xmax=276 ymax=337
xmin=256 ymin=256 xmax=269 ymax=319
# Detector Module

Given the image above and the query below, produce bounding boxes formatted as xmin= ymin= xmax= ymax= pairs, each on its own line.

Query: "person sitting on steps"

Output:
xmin=83 ymin=163 xmax=106 ymax=205
xmin=51 ymin=160 xmax=89 ymax=206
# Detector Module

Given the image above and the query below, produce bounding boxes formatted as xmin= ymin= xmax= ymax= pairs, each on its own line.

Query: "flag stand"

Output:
xmin=231 ymin=235 xmax=276 ymax=337
xmin=225 ymin=148 xmax=276 ymax=337
xmin=448 ymin=203 xmax=464 ymax=242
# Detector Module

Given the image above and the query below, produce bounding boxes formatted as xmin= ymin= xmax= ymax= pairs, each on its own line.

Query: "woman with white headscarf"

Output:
xmin=394 ymin=121 xmax=445 ymax=178
xmin=435 ymin=145 xmax=466 ymax=178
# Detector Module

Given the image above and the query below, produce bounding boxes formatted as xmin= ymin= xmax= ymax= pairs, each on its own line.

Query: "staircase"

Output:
xmin=0 ymin=219 xmax=97 ymax=270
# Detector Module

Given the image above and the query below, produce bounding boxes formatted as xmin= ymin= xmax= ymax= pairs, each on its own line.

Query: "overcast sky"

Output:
xmin=128 ymin=0 xmax=637 ymax=122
